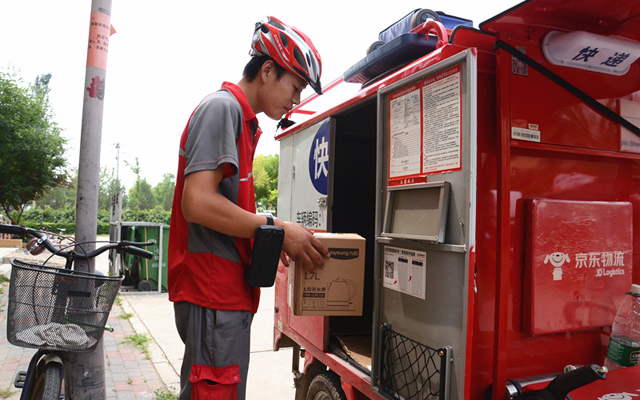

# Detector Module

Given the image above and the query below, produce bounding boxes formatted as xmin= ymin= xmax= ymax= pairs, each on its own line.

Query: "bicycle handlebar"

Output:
xmin=120 ymin=241 xmax=155 ymax=259
xmin=0 ymin=223 xmax=155 ymax=261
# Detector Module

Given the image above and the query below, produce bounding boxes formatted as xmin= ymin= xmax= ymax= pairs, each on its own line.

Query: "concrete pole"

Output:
xmin=65 ymin=1 xmax=113 ymax=398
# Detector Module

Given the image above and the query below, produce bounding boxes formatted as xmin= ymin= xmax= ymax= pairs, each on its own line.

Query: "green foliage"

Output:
xmin=152 ymin=173 xmax=175 ymax=211
xmin=0 ymin=387 xmax=14 ymax=398
xmin=153 ymin=389 xmax=179 ymax=400
xmin=123 ymin=206 xmax=171 ymax=225
xmin=0 ymin=69 xmax=67 ymax=223
xmin=129 ymin=178 xmax=155 ymax=211
xmin=122 ymin=333 xmax=152 ymax=359
xmin=99 ymin=167 xmax=127 ymax=211
xmin=253 ymin=154 xmax=279 ymax=212
xmin=34 ymin=168 xmax=77 ymax=210
xmin=126 ymin=157 xmax=160 ymax=221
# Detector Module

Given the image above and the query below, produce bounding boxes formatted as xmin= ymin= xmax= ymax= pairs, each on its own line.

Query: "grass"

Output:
xmin=153 ymin=388 xmax=179 ymax=400
xmin=0 ymin=275 xmax=9 ymax=284
xmin=122 ymin=333 xmax=152 ymax=359
xmin=0 ymin=388 xmax=13 ymax=398
xmin=118 ymin=312 xmax=134 ymax=319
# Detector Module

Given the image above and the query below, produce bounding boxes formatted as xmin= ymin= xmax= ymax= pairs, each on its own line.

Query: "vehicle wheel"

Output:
xmin=306 ymin=372 xmax=346 ymax=400
xmin=138 ymin=280 xmax=152 ymax=292
xmin=411 ymin=8 xmax=441 ymax=28
xmin=29 ymin=362 xmax=62 ymax=400
xmin=366 ymin=40 xmax=386 ymax=55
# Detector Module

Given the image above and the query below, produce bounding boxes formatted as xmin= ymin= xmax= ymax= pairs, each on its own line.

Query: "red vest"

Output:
xmin=168 ymin=82 xmax=261 ymax=313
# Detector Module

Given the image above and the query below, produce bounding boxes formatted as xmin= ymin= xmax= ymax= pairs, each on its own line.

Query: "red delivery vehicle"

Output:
xmin=272 ymin=0 xmax=640 ymax=399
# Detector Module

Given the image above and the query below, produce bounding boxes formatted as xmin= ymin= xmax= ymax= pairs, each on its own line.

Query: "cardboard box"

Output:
xmin=288 ymin=233 xmax=366 ymax=316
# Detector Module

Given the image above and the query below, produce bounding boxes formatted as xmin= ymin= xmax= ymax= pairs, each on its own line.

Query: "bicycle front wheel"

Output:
xmin=28 ymin=362 xmax=62 ymax=400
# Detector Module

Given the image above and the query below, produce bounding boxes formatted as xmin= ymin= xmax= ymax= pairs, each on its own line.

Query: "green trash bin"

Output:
xmin=132 ymin=223 xmax=169 ymax=292
xmin=120 ymin=225 xmax=140 ymax=287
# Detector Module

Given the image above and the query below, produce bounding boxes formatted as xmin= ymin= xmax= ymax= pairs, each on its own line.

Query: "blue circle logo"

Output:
xmin=308 ymin=120 xmax=330 ymax=195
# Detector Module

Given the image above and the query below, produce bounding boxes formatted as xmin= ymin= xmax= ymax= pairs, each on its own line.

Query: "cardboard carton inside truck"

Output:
xmin=272 ymin=1 xmax=640 ymax=399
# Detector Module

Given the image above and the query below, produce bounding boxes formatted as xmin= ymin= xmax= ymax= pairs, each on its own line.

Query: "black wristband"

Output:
xmin=265 ymin=216 xmax=274 ymax=226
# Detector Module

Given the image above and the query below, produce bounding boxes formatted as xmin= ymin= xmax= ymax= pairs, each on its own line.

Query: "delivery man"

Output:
xmin=168 ymin=16 xmax=329 ymax=400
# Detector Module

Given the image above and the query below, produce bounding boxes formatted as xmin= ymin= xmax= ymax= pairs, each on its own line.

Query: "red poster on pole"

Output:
xmin=86 ymin=11 xmax=112 ymax=70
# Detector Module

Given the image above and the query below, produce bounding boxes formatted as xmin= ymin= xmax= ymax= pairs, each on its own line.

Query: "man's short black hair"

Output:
xmin=243 ymin=55 xmax=287 ymax=81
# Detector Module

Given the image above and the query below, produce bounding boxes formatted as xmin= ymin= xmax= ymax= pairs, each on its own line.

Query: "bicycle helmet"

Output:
xmin=251 ymin=16 xmax=323 ymax=95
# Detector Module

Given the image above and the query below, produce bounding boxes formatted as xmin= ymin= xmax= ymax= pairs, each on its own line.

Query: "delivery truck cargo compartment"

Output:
xmin=273 ymin=1 xmax=640 ymax=399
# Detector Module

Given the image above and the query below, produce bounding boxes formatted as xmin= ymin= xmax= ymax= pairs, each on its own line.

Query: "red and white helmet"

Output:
xmin=251 ymin=16 xmax=323 ymax=95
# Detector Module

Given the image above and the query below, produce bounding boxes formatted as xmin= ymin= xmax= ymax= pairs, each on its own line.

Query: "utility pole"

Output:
xmin=66 ymin=1 xmax=113 ymax=398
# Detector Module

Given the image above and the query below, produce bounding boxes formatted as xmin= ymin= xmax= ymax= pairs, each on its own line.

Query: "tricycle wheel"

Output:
xmin=306 ymin=371 xmax=346 ymax=400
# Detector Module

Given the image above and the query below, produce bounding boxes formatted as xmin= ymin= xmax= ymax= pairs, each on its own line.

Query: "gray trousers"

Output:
xmin=174 ymin=302 xmax=253 ymax=400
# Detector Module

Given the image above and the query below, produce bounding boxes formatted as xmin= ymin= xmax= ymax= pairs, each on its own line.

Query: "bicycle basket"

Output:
xmin=7 ymin=259 xmax=124 ymax=353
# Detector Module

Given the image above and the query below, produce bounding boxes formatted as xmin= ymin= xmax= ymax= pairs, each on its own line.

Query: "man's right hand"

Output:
xmin=279 ymin=221 xmax=330 ymax=272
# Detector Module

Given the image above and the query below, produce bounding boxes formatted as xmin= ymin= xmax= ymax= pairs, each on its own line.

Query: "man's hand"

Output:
xmin=279 ymin=221 xmax=330 ymax=272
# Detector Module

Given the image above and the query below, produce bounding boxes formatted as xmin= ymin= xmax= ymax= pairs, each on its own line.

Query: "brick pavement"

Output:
xmin=0 ymin=280 xmax=175 ymax=400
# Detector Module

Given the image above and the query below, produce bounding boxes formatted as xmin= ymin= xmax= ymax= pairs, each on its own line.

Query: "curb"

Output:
xmin=118 ymin=294 xmax=181 ymax=393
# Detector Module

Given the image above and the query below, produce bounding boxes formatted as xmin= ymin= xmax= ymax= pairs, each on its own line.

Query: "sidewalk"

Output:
xmin=0 ymin=246 xmax=296 ymax=399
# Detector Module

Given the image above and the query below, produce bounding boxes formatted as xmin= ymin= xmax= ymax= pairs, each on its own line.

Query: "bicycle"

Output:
xmin=25 ymin=225 xmax=76 ymax=255
xmin=0 ymin=223 xmax=155 ymax=400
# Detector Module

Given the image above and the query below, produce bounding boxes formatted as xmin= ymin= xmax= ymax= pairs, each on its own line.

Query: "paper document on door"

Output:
xmin=383 ymin=246 xmax=426 ymax=299
xmin=389 ymin=87 xmax=422 ymax=178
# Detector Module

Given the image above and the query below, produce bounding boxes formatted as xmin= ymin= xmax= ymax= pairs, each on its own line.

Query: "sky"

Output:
xmin=0 ymin=0 xmax=521 ymax=189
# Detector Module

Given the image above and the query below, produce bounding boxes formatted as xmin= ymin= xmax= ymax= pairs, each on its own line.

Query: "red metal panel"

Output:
xmin=273 ymin=263 xmax=289 ymax=350
xmin=470 ymin=26 xmax=640 ymax=400
xmin=524 ymin=199 xmax=633 ymax=335
xmin=273 ymin=263 xmax=329 ymax=351
xmin=480 ymin=0 xmax=640 ymax=43
xmin=505 ymin=36 xmax=640 ymax=152
xmin=492 ymin=30 xmax=514 ymax=400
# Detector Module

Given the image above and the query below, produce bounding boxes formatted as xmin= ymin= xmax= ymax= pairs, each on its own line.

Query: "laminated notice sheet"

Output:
xmin=383 ymin=246 xmax=426 ymax=299
xmin=388 ymin=64 xmax=462 ymax=186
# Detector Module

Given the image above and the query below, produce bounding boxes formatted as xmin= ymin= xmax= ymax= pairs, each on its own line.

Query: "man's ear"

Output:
xmin=260 ymin=60 xmax=276 ymax=83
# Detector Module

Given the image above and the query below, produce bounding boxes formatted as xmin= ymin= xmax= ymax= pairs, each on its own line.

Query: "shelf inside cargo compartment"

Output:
xmin=330 ymin=334 xmax=372 ymax=374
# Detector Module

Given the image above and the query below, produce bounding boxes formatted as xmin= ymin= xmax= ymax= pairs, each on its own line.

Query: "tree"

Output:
xmin=98 ymin=167 xmax=127 ymax=212
xmin=152 ymin=173 xmax=175 ymax=211
xmin=253 ymin=154 xmax=279 ymax=212
xmin=0 ymin=70 xmax=67 ymax=223
xmin=126 ymin=158 xmax=155 ymax=220
xmin=35 ymin=167 xmax=77 ymax=211
xmin=129 ymin=178 xmax=155 ymax=212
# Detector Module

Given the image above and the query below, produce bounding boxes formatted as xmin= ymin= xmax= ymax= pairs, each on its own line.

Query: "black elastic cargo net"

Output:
xmin=380 ymin=324 xmax=448 ymax=400
xmin=7 ymin=259 xmax=123 ymax=353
